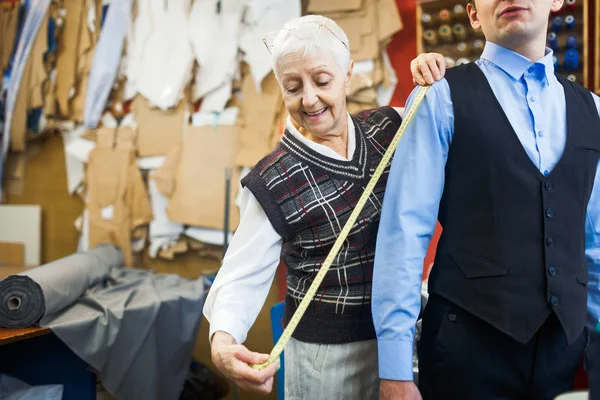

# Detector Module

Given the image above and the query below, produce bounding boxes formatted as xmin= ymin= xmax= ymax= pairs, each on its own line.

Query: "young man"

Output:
xmin=372 ymin=0 xmax=600 ymax=399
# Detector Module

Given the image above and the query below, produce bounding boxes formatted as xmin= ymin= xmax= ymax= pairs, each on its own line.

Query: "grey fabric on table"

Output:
xmin=0 ymin=374 xmax=63 ymax=400
xmin=43 ymin=268 xmax=209 ymax=400
xmin=0 ymin=244 xmax=123 ymax=328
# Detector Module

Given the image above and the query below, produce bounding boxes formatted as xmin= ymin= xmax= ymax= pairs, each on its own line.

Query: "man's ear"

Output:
xmin=550 ymin=0 xmax=565 ymax=13
xmin=467 ymin=3 xmax=481 ymax=31
xmin=345 ymin=59 xmax=354 ymax=96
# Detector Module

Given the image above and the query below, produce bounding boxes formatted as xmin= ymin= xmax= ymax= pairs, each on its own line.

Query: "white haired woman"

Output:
xmin=203 ymin=15 xmax=446 ymax=399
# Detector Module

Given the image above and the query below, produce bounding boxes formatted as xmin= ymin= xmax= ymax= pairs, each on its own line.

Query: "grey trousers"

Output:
xmin=284 ymin=337 xmax=379 ymax=400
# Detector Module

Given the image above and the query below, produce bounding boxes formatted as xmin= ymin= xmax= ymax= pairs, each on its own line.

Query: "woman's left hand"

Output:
xmin=410 ymin=52 xmax=447 ymax=86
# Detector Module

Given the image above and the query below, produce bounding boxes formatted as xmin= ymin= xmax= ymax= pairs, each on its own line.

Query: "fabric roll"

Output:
xmin=0 ymin=244 xmax=123 ymax=328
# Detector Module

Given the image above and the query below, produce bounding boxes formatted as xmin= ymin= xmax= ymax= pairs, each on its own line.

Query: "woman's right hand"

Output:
xmin=211 ymin=331 xmax=280 ymax=395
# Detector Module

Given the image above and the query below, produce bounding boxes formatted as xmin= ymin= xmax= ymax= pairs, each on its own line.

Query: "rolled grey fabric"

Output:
xmin=0 ymin=244 xmax=123 ymax=328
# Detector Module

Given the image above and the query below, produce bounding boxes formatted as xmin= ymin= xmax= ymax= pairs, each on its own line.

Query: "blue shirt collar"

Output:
xmin=480 ymin=41 xmax=555 ymax=85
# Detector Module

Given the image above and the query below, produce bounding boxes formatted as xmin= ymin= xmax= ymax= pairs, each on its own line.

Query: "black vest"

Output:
xmin=429 ymin=63 xmax=600 ymax=344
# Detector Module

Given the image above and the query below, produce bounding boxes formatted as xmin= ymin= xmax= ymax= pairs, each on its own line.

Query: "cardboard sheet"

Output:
xmin=86 ymin=129 xmax=132 ymax=265
xmin=0 ymin=5 xmax=19 ymax=72
xmin=26 ymin=11 xmax=49 ymax=111
xmin=307 ymin=0 xmax=363 ymax=13
xmin=55 ymin=0 xmax=85 ymax=117
xmin=235 ymin=71 xmax=281 ymax=167
xmin=167 ymin=125 xmax=240 ymax=230
xmin=150 ymin=143 xmax=182 ymax=199
xmin=377 ymin=0 xmax=403 ymax=41
xmin=10 ymin=53 xmax=32 ymax=152
xmin=134 ymin=95 xmax=187 ymax=157
xmin=325 ymin=0 xmax=381 ymax=62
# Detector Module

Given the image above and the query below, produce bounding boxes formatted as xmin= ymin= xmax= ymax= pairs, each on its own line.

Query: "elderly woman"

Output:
xmin=203 ymin=15 xmax=445 ymax=399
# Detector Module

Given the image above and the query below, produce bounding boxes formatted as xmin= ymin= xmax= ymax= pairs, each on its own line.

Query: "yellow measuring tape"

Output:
xmin=252 ymin=85 xmax=431 ymax=370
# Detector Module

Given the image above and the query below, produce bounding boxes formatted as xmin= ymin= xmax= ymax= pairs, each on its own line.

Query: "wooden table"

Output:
xmin=0 ymin=327 xmax=51 ymax=345
xmin=0 ymin=327 xmax=96 ymax=400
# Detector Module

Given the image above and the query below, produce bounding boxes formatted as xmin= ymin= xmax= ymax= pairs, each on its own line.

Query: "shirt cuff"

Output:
xmin=208 ymin=311 xmax=248 ymax=346
xmin=377 ymin=339 xmax=416 ymax=381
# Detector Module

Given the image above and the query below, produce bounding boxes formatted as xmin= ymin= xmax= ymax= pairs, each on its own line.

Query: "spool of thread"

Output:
xmin=565 ymin=15 xmax=575 ymax=29
xmin=453 ymin=23 xmax=467 ymax=41
xmin=445 ymin=57 xmax=456 ymax=68
xmin=548 ymin=32 xmax=559 ymax=51
xmin=566 ymin=35 xmax=577 ymax=50
xmin=439 ymin=24 xmax=453 ymax=43
xmin=453 ymin=4 xmax=466 ymax=18
xmin=565 ymin=0 xmax=576 ymax=11
xmin=567 ymin=74 xmax=577 ymax=82
xmin=423 ymin=29 xmax=438 ymax=45
xmin=457 ymin=42 xmax=469 ymax=56
xmin=457 ymin=58 xmax=470 ymax=66
xmin=439 ymin=9 xmax=452 ymax=23
xmin=551 ymin=16 xmax=563 ymax=32
xmin=422 ymin=13 xmax=434 ymax=27
xmin=473 ymin=39 xmax=484 ymax=53
xmin=564 ymin=49 xmax=579 ymax=70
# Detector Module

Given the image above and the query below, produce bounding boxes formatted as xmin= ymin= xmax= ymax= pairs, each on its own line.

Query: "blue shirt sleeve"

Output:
xmin=585 ymin=93 xmax=600 ymax=373
xmin=586 ymin=93 xmax=600 ymax=331
xmin=372 ymin=80 xmax=454 ymax=381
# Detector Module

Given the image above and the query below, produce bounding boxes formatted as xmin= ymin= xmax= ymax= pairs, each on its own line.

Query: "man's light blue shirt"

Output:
xmin=372 ymin=41 xmax=600 ymax=381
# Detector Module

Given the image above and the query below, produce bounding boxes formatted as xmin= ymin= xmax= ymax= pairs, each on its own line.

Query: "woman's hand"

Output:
xmin=410 ymin=52 xmax=447 ymax=86
xmin=211 ymin=331 xmax=279 ymax=395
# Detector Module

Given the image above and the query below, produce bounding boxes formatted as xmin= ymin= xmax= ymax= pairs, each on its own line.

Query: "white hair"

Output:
xmin=270 ymin=15 xmax=351 ymax=81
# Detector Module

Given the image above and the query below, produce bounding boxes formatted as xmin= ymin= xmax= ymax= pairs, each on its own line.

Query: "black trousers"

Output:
xmin=417 ymin=294 xmax=587 ymax=400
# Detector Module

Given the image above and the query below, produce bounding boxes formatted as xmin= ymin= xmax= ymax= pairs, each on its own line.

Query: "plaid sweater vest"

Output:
xmin=242 ymin=106 xmax=402 ymax=344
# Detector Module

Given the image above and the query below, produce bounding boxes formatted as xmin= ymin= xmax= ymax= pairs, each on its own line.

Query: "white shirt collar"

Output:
xmin=285 ymin=113 xmax=356 ymax=161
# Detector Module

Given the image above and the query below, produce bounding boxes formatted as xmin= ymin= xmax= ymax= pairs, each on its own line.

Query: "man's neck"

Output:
xmin=497 ymin=33 xmax=547 ymax=62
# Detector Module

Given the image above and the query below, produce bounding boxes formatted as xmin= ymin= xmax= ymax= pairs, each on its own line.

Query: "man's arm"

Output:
xmin=585 ymin=94 xmax=600 ymax=373
xmin=372 ymin=79 xmax=454 ymax=382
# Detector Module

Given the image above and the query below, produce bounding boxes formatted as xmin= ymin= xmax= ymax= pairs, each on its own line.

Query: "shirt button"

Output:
xmin=546 ymin=237 xmax=554 ymax=247
xmin=544 ymin=170 xmax=549 ymax=176
xmin=528 ymin=66 xmax=534 ymax=73
xmin=548 ymin=266 xmax=557 ymax=276
xmin=550 ymin=296 xmax=559 ymax=307
xmin=545 ymin=208 xmax=554 ymax=219
xmin=448 ymin=313 xmax=457 ymax=322
xmin=537 ymin=131 xmax=543 ymax=137
xmin=545 ymin=180 xmax=553 ymax=190
xmin=530 ymin=96 xmax=535 ymax=102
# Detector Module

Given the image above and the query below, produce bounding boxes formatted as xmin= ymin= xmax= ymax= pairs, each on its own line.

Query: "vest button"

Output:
xmin=550 ymin=296 xmax=559 ymax=307
xmin=545 ymin=180 xmax=553 ymax=190
xmin=546 ymin=237 xmax=554 ymax=247
xmin=548 ymin=266 xmax=557 ymax=276
xmin=545 ymin=208 xmax=554 ymax=219
xmin=448 ymin=313 xmax=457 ymax=322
